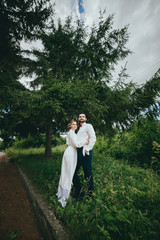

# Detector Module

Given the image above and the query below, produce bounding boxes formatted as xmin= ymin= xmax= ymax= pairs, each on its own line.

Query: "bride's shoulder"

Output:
xmin=68 ymin=129 xmax=74 ymax=135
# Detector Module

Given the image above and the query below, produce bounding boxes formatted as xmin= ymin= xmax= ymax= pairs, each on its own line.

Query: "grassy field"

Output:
xmin=7 ymin=146 xmax=160 ymax=240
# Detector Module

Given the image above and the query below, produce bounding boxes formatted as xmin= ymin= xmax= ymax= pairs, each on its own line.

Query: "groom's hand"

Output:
xmin=85 ymin=139 xmax=89 ymax=145
xmin=85 ymin=150 xmax=89 ymax=155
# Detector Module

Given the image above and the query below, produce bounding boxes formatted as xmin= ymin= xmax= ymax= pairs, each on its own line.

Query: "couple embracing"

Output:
xmin=56 ymin=113 xmax=96 ymax=207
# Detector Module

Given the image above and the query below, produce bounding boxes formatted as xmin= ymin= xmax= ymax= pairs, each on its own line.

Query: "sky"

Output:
xmin=21 ymin=0 xmax=160 ymax=87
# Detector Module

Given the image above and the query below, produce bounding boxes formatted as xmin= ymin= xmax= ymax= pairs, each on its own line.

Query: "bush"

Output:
xmin=12 ymin=134 xmax=66 ymax=149
xmin=95 ymin=118 xmax=160 ymax=169
xmin=151 ymin=141 xmax=160 ymax=173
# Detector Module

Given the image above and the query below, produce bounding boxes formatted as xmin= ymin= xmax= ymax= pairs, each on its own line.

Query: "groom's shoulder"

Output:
xmin=86 ymin=123 xmax=94 ymax=128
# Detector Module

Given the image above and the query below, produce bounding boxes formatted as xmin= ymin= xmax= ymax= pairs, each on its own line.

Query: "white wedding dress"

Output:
xmin=56 ymin=129 xmax=86 ymax=207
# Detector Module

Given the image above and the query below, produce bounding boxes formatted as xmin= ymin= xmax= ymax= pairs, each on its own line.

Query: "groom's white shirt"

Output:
xmin=77 ymin=122 xmax=96 ymax=155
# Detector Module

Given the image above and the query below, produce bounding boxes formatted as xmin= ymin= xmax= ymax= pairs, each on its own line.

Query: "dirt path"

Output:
xmin=0 ymin=162 xmax=43 ymax=240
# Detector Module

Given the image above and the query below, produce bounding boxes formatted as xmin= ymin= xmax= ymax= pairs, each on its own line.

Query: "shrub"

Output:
xmin=12 ymin=134 xmax=65 ymax=149
xmin=95 ymin=118 xmax=160 ymax=169
xmin=151 ymin=141 xmax=160 ymax=173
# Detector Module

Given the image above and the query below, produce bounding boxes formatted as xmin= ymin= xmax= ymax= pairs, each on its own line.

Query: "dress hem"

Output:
xmin=56 ymin=185 xmax=71 ymax=208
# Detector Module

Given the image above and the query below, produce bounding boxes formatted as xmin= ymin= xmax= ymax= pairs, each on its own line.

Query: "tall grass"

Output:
xmin=6 ymin=146 xmax=160 ymax=240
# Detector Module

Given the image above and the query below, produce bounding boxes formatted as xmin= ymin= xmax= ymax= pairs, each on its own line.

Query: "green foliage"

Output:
xmin=95 ymin=118 xmax=160 ymax=170
xmin=0 ymin=0 xmax=54 ymax=152
xmin=25 ymin=12 xmax=133 ymax=157
xmin=152 ymin=139 xmax=160 ymax=173
xmin=130 ymin=69 xmax=160 ymax=119
xmin=0 ymin=0 xmax=53 ymax=107
xmin=0 ymin=90 xmax=37 ymax=148
xmin=7 ymin=146 xmax=160 ymax=240
xmin=28 ymin=13 xmax=132 ymax=131
xmin=1 ymin=8 xmax=160 ymax=157
xmin=10 ymin=135 xmax=65 ymax=149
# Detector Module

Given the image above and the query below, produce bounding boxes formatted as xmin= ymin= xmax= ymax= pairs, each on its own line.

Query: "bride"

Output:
xmin=56 ymin=120 xmax=89 ymax=207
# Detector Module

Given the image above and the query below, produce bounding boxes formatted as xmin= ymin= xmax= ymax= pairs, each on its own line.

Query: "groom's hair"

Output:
xmin=78 ymin=112 xmax=86 ymax=117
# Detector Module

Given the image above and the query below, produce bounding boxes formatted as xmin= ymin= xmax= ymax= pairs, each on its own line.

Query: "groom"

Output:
xmin=73 ymin=113 xmax=96 ymax=199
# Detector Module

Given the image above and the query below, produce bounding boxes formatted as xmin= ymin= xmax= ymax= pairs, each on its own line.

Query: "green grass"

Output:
xmin=6 ymin=146 xmax=160 ymax=240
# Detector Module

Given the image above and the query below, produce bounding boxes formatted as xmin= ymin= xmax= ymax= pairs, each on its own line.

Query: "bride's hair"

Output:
xmin=68 ymin=120 xmax=77 ymax=129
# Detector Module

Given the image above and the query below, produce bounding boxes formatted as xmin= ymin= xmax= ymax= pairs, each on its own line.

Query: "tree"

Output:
xmin=130 ymin=68 xmax=160 ymax=121
xmin=25 ymin=13 xmax=132 ymax=158
xmin=0 ymin=0 xmax=53 ymax=148
xmin=2 ymin=9 xmax=159 ymax=157
xmin=0 ymin=0 xmax=53 ymax=110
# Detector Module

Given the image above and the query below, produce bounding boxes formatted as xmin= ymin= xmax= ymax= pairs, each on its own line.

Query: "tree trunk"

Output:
xmin=45 ymin=122 xmax=52 ymax=159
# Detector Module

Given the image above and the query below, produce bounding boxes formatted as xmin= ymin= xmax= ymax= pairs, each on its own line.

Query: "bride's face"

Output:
xmin=71 ymin=121 xmax=77 ymax=130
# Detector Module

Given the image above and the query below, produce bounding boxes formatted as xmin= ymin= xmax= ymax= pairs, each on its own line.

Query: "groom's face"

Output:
xmin=78 ymin=114 xmax=87 ymax=123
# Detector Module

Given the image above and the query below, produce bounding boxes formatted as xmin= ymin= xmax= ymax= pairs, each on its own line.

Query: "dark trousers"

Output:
xmin=73 ymin=147 xmax=93 ymax=196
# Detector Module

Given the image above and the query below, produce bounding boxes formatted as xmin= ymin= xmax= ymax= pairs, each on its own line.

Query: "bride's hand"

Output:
xmin=85 ymin=139 xmax=89 ymax=145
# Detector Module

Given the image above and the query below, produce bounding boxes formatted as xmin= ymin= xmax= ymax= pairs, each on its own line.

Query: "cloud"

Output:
xmin=119 ymin=0 xmax=160 ymax=84
xmin=53 ymin=0 xmax=72 ymax=20
xmin=78 ymin=0 xmax=160 ymax=84
xmin=79 ymin=0 xmax=160 ymax=84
